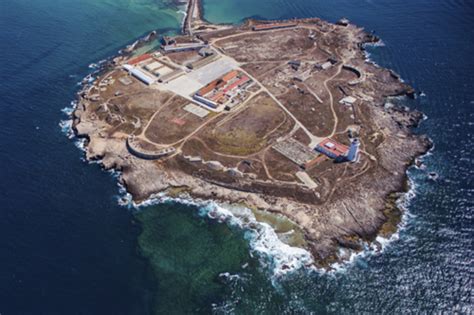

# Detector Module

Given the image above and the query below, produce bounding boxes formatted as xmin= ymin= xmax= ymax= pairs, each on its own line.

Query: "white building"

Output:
xmin=339 ymin=96 xmax=357 ymax=106
xmin=123 ymin=64 xmax=156 ymax=85
xmin=321 ymin=61 xmax=332 ymax=70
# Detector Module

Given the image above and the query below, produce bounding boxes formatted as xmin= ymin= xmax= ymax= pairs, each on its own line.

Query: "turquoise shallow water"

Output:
xmin=0 ymin=0 xmax=472 ymax=313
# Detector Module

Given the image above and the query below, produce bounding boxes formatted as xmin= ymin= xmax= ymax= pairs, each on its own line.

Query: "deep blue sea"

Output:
xmin=1 ymin=0 xmax=472 ymax=314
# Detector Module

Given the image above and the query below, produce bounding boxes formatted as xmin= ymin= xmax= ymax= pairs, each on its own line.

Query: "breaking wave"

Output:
xmin=362 ymin=40 xmax=385 ymax=68
xmin=61 ymin=28 xmax=430 ymax=282
xmin=59 ymin=67 xmax=314 ymax=282
xmin=59 ymin=100 xmax=78 ymax=138
xmin=329 ymin=141 xmax=436 ymax=273
xmin=329 ymin=173 xmax=418 ymax=273
xmin=63 ymin=107 xmax=426 ymax=280
xmin=119 ymin=190 xmax=314 ymax=281
xmin=320 ymin=35 xmax=432 ymax=273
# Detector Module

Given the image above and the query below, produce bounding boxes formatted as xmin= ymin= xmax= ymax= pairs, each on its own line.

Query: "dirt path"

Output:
xmin=261 ymin=149 xmax=300 ymax=185
xmin=139 ymin=95 xmax=176 ymax=137
xmin=237 ymin=66 xmax=324 ymax=146
xmin=323 ymin=64 xmax=343 ymax=139
xmin=176 ymin=113 xmax=224 ymax=149
xmin=210 ymin=27 xmax=341 ymax=147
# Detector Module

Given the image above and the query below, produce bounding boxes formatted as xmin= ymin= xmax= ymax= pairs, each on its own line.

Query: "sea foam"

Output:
xmin=62 ymin=36 xmax=426 ymax=281
xmin=329 ymin=171 xmax=419 ymax=273
xmin=118 ymin=188 xmax=315 ymax=280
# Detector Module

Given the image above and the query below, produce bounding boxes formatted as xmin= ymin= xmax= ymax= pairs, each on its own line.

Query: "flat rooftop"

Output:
xmin=159 ymin=56 xmax=239 ymax=104
xmin=316 ymin=138 xmax=349 ymax=158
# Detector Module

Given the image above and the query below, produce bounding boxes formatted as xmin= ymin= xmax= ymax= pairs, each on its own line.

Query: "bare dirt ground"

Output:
xmin=73 ymin=17 xmax=430 ymax=267
xmin=199 ymin=92 xmax=289 ymax=155
xmin=143 ymin=96 xmax=210 ymax=145
xmin=166 ymin=50 xmax=202 ymax=65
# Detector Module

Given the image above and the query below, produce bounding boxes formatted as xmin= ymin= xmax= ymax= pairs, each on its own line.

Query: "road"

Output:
xmin=209 ymin=24 xmax=349 ymax=147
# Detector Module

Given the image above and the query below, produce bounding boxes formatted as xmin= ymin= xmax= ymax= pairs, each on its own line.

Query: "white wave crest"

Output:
xmin=59 ymin=119 xmax=73 ymax=138
xmin=362 ymin=40 xmax=385 ymax=66
xmin=201 ymin=203 xmax=314 ymax=279
xmin=364 ymin=39 xmax=385 ymax=48
xmin=59 ymin=100 xmax=78 ymax=138
xmin=329 ymin=173 xmax=419 ymax=273
xmin=118 ymin=190 xmax=314 ymax=280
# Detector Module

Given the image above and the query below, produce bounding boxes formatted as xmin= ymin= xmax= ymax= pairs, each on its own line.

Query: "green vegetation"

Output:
xmin=213 ymin=130 xmax=267 ymax=155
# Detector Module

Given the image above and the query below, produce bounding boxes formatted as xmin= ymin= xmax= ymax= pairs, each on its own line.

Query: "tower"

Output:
xmin=347 ymin=138 xmax=360 ymax=162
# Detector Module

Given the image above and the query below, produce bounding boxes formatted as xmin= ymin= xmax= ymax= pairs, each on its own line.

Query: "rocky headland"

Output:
xmin=72 ymin=9 xmax=430 ymax=267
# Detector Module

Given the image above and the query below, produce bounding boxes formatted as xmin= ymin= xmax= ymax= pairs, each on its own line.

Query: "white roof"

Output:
xmin=321 ymin=61 xmax=332 ymax=69
xmin=340 ymin=96 xmax=357 ymax=104
xmin=325 ymin=142 xmax=335 ymax=148
xmin=162 ymin=56 xmax=238 ymax=97
xmin=123 ymin=65 xmax=156 ymax=85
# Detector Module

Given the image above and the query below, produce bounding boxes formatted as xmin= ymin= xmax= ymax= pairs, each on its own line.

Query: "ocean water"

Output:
xmin=1 ymin=0 xmax=473 ymax=314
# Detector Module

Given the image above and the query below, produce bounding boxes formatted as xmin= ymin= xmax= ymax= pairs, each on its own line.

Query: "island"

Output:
xmin=72 ymin=0 xmax=430 ymax=267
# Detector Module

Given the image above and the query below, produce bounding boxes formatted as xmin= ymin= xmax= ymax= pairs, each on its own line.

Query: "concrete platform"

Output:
xmin=183 ymin=103 xmax=210 ymax=118
xmin=161 ymin=56 xmax=239 ymax=98
xmin=296 ymin=171 xmax=318 ymax=189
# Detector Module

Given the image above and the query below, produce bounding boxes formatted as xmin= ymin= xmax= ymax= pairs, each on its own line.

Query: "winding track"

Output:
xmin=210 ymin=24 xmax=353 ymax=147
xmin=147 ymin=21 xmax=360 ymax=185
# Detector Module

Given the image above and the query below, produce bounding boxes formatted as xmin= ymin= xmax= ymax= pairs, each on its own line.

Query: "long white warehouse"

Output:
xmin=123 ymin=64 xmax=156 ymax=85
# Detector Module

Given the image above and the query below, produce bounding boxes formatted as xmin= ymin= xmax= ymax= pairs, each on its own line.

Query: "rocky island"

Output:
xmin=73 ymin=0 xmax=430 ymax=267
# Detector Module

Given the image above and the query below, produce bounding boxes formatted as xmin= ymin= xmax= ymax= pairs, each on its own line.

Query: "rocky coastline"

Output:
xmin=72 ymin=15 xmax=431 ymax=268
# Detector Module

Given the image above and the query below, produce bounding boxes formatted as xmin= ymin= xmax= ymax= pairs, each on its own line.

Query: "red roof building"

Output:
xmin=223 ymin=76 xmax=250 ymax=93
xmin=222 ymin=70 xmax=238 ymax=82
xmin=315 ymin=138 xmax=349 ymax=159
xmin=127 ymin=54 xmax=152 ymax=65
